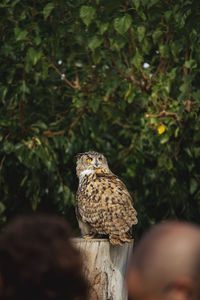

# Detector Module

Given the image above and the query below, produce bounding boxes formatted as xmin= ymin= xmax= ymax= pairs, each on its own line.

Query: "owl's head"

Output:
xmin=76 ymin=151 xmax=109 ymax=177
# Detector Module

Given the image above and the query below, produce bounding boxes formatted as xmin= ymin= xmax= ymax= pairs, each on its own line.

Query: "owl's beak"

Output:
xmin=95 ymin=159 xmax=99 ymax=167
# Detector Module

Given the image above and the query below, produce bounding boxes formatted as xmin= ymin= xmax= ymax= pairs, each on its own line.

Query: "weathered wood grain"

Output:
xmin=73 ymin=238 xmax=133 ymax=300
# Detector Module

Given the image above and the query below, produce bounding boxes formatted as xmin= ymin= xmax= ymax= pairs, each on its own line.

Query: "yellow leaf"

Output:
xmin=34 ymin=137 xmax=41 ymax=145
xmin=157 ymin=124 xmax=166 ymax=135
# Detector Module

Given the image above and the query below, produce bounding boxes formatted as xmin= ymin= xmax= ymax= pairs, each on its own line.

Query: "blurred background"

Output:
xmin=0 ymin=0 xmax=200 ymax=239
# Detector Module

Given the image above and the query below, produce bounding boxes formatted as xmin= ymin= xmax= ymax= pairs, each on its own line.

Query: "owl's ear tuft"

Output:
xmin=76 ymin=153 xmax=84 ymax=159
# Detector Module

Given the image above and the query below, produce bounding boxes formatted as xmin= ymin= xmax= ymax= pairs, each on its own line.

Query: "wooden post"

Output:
xmin=73 ymin=238 xmax=133 ymax=300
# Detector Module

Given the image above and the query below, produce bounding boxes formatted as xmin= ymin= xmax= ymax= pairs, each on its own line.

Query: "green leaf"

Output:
xmin=132 ymin=0 xmax=140 ymax=10
xmin=27 ymin=47 xmax=42 ymax=65
xmin=179 ymin=83 xmax=188 ymax=93
xmin=88 ymin=36 xmax=103 ymax=51
xmin=35 ymin=36 xmax=41 ymax=46
xmin=194 ymin=131 xmax=200 ymax=142
xmin=114 ymin=14 xmax=132 ymax=35
xmin=42 ymin=61 xmax=49 ymax=79
xmin=170 ymin=41 xmax=183 ymax=59
xmin=164 ymin=10 xmax=172 ymax=22
xmin=98 ymin=22 xmax=109 ymax=35
xmin=20 ymin=81 xmax=30 ymax=94
xmin=31 ymin=194 xmax=40 ymax=211
xmin=11 ymin=0 xmax=20 ymax=7
xmin=147 ymin=0 xmax=160 ymax=8
xmin=89 ymin=97 xmax=100 ymax=112
xmin=167 ymin=68 xmax=177 ymax=80
xmin=160 ymin=135 xmax=169 ymax=144
xmin=92 ymin=49 xmax=102 ymax=64
xmin=190 ymin=178 xmax=198 ymax=194
xmin=184 ymin=60 xmax=197 ymax=69
xmin=142 ymin=38 xmax=152 ymax=54
xmin=80 ymin=6 xmax=96 ymax=27
xmin=109 ymin=36 xmax=126 ymax=51
xmin=185 ymin=148 xmax=192 ymax=158
xmin=159 ymin=45 xmax=169 ymax=57
xmin=131 ymin=50 xmax=143 ymax=68
xmin=3 ymin=141 xmax=14 ymax=154
xmin=127 ymin=93 xmax=135 ymax=104
xmin=137 ymin=26 xmax=146 ymax=42
xmin=0 ymin=203 xmax=5 ymax=214
xmin=152 ymin=29 xmax=162 ymax=44
xmin=14 ymin=28 xmax=28 ymax=41
xmin=20 ymin=175 xmax=28 ymax=187
xmin=32 ymin=121 xmax=48 ymax=130
xmin=1 ymin=86 xmax=8 ymax=102
xmin=174 ymin=127 xmax=179 ymax=138
xmin=137 ymin=10 xmax=147 ymax=21
xmin=43 ymin=2 xmax=55 ymax=20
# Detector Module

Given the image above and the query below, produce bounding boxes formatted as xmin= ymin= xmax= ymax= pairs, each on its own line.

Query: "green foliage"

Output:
xmin=80 ymin=6 xmax=96 ymax=27
xmin=114 ymin=15 xmax=132 ymax=35
xmin=0 ymin=0 xmax=200 ymax=236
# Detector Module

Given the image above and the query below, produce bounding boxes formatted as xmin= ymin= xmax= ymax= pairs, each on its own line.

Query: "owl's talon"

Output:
xmin=83 ymin=233 xmax=95 ymax=239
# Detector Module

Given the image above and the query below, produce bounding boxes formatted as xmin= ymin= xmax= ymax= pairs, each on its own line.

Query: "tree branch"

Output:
xmin=146 ymin=110 xmax=180 ymax=122
xmin=68 ymin=98 xmax=89 ymax=135
xmin=42 ymin=130 xmax=65 ymax=137
xmin=113 ymin=143 xmax=137 ymax=171
xmin=0 ymin=155 xmax=6 ymax=172
xmin=45 ymin=56 xmax=81 ymax=90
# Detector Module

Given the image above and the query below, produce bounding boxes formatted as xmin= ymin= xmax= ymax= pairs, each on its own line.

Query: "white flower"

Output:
xmin=143 ymin=62 xmax=150 ymax=69
xmin=61 ymin=74 xmax=65 ymax=80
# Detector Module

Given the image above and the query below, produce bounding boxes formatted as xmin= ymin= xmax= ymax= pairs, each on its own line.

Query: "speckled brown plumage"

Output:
xmin=76 ymin=151 xmax=138 ymax=245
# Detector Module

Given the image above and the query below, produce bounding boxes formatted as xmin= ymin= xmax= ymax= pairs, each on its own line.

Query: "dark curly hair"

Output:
xmin=0 ymin=215 xmax=88 ymax=300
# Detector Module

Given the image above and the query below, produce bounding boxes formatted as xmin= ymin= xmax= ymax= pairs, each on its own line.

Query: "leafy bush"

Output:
xmin=0 ymin=0 xmax=200 ymax=236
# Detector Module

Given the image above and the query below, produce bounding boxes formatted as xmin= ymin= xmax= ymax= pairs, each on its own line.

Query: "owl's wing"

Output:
xmin=77 ymin=169 xmax=137 ymax=236
xmin=97 ymin=170 xmax=137 ymax=233
xmin=76 ymin=187 xmax=100 ymax=228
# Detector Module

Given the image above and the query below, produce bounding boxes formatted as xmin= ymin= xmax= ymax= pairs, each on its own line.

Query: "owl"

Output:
xmin=75 ymin=151 xmax=138 ymax=245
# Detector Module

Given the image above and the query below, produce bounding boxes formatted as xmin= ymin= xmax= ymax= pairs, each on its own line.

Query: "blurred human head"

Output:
xmin=0 ymin=214 xmax=88 ymax=300
xmin=127 ymin=221 xmax=200 ymax=300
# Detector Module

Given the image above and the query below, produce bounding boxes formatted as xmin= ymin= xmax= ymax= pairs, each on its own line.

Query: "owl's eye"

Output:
xmin=87 ymin=158 xmax=92 ymax=162
xmin=99 ymin=158 xmax=102 ymax=162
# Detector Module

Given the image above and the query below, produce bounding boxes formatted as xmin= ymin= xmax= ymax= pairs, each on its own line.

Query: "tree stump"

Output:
xmin=73 ymin=238 xmax=133 ymax=300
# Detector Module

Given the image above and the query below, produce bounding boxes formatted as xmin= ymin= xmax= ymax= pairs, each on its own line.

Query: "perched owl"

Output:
xmin=75 ymin=151 xmax=138 ymax=245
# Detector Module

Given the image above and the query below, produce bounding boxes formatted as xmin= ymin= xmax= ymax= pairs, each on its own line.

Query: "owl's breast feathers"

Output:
xmin=76 ymin=167 xmax=138 ymax=241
